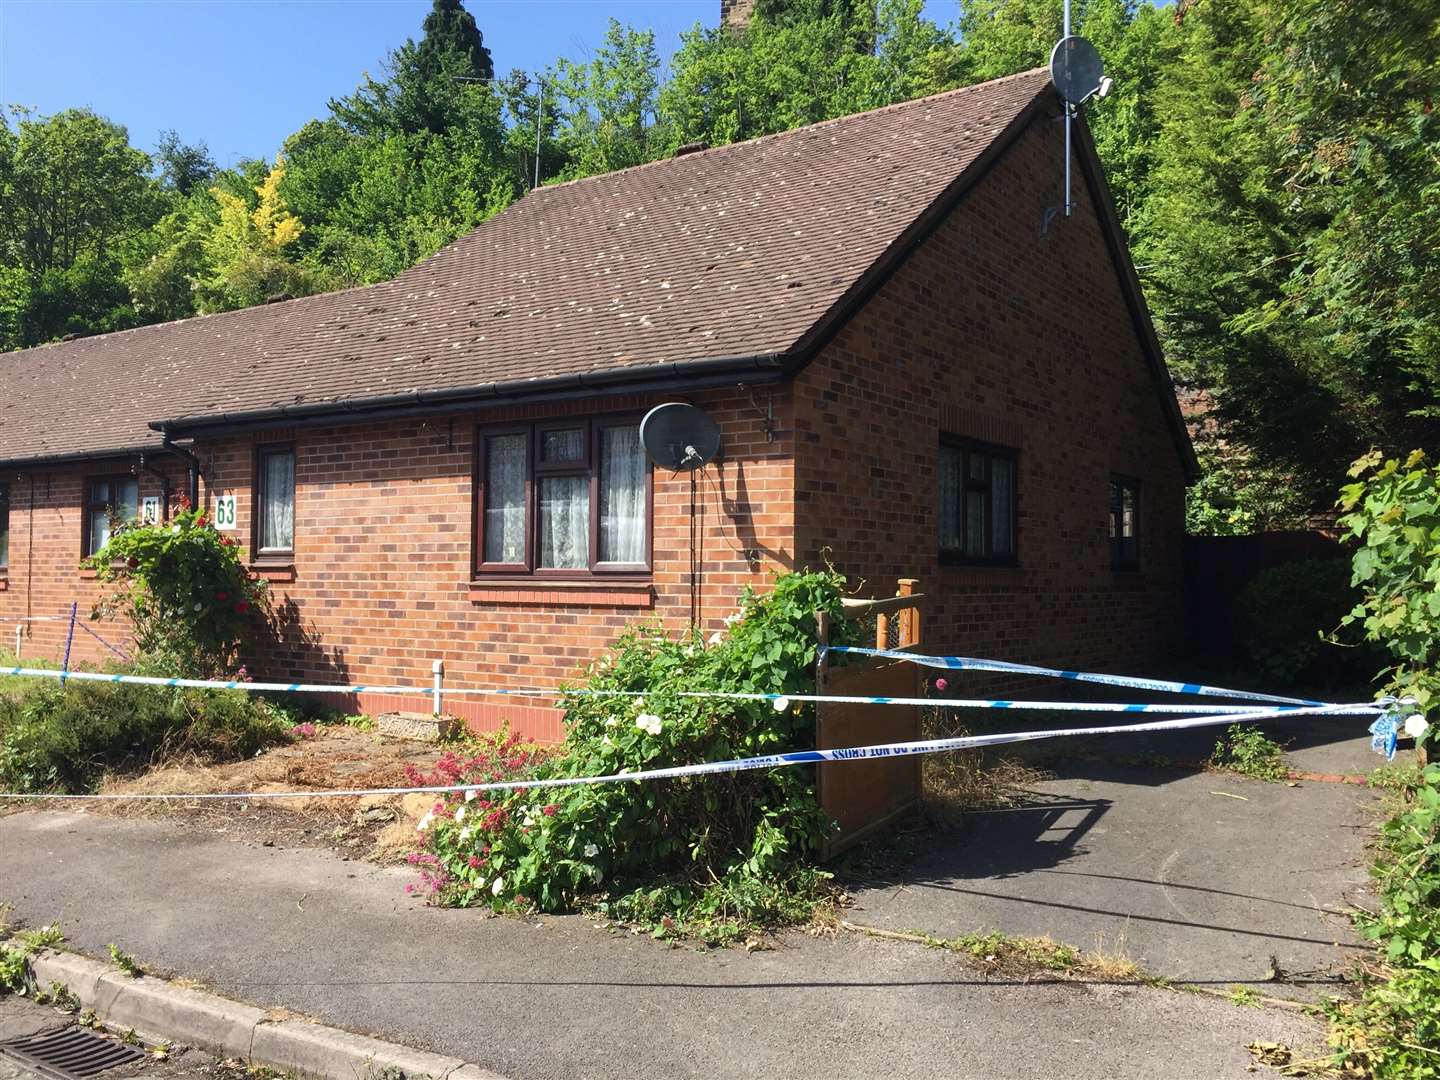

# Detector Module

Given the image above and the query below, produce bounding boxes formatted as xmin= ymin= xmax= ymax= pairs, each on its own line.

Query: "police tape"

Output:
xmin=823 ymin=646 xmax=1323 ymax=706
xmin=0 ymin=700 xmax=1395 ymax=802
xmin=0 ymin=664 xmax=1378 ymax=715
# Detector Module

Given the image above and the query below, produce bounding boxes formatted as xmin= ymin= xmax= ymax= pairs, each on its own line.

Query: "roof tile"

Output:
xmin=0 ymin=69 xmax=1050 ymax=462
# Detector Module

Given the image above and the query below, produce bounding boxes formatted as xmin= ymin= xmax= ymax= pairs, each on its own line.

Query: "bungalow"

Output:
xmin=0 ymin=68 xmax=1195 ymax=740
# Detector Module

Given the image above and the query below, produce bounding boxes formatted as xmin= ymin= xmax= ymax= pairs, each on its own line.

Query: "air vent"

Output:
xmin=0 ymin=1025 xmax=146 ymax=1079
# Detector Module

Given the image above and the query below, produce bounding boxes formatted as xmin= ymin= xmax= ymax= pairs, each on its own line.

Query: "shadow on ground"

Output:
xmin=838 ymin=725 xmax=1400 ymax=999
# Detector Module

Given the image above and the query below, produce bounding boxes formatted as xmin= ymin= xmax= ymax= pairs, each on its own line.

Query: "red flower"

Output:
xmin=234 ymin=601 xmax=249 ymax=614
xmin=215 ymin=590 xmax=228 ymax=602
xmin=126 ymin=557 xmax=139 ymax=569
xmin=542 ymin=804 xmax=557 ymax=817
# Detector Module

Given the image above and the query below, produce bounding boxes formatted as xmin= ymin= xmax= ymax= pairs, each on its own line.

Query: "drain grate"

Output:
xmin=0 ymin=1025 xmax=146 ymax=1079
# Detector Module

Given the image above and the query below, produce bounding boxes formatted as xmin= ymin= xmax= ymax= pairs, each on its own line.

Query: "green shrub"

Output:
xmin=1330 ymin=764 xmax=1440 ymax=1077
xmin=410 ymin=569 xmax=859 ymax=941
xmin=91 ymin=504 xmax=268 ymax=677
xmin=1325 ymin=451 xmax=1440 ymax=1074
xmin=0 ymin=679 xmax=294 ymax=793
xmin=1339 ymin=449 xmax=1440 ymax=717
xmin=1209 ymin=723 xmax=1288 ymax=782
xmin=1231 ymin=558 xmax=1368 ymax=683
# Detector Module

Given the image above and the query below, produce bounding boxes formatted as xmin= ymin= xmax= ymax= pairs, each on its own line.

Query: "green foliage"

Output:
xmin=91 ymin=504 xmax=267 ymax=677
xmin=412 ymin=570 xmax=858 ymax=941
xmin=1231 ymin=559 xmax=1366 ymax=683
xmin=0 ymin=679 xmax=295 ymax=794
xmin=1338 ymin=449 xmax=1440 ymax=716
xmin=1209 ymin=723 xmax=1287 ymax=783
xmin=1138 ymin=0 xmax=1440 ymax=503
xmin=1329 ymin=764 xmax=1440 ymax=1077
xmin=107 ymin=943 xmax=142 ymax=978
xmin=1325 ymin=451 xmax=1440 ymax=1074
xmin=0 ymin=922 xmax=63 ymax=997
xmin=0 ymin=942 xmax=31 ymax=996
xmin=1184 ymin=445 xmax=1312 ymax=537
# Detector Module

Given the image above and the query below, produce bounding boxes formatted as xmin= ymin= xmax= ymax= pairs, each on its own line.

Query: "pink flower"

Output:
xmin=935 ymin=678 xmax=948 ymax=692
xmin=542 ymin=804 xmax=557 ymax=817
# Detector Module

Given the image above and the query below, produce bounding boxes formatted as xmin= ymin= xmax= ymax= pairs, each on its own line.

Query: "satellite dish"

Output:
xmin=1049 ymin=35 xmax=1105 ymax=105
xmin=640 ymin=403 xmax=721 ymax=472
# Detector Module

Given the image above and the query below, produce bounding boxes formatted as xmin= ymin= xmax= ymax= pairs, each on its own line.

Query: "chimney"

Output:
xmin=721 ymin=0 xmax=756 ymax=30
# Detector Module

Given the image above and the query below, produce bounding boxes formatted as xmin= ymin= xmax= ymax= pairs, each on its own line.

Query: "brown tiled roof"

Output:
xmin=0 ymin=69 xmax=1052 ymax=464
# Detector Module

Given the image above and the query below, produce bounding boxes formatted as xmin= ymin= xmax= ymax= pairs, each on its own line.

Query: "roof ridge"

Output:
xmin=529 ymin=67 xmax=1052 ymax=196
xmin=2 ymin=278 xmax=389 ymax=364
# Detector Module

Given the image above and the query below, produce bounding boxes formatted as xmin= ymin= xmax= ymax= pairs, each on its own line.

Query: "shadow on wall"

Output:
xmin=259 ymin=596 xmax=351 ymax=687
xmin=711 ymin=458 xmax=794 ymax=572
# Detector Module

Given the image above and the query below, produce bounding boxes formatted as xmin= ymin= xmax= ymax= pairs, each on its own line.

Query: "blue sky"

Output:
xmin=0 ymin=0 xmax=772 ymax=166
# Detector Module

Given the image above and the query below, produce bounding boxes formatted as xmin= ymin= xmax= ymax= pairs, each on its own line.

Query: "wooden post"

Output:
xmin=897 ymin=578 xmax=919 ymax=647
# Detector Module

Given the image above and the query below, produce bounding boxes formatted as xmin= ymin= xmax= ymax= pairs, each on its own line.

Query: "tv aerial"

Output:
xmin=1047 ymin=0 xmax=1112 ymax=224
xmin=640 ymin=403 xmax=723 ymax=630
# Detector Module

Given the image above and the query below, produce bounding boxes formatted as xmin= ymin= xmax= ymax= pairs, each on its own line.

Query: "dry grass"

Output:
xmin=919 ymin=707 xmax=1052 ymax=817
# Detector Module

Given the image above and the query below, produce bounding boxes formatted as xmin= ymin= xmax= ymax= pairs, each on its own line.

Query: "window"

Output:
xmin=939 ymin=438 xmax=1016 ymax=564
xmin=255 ymin=444 xmax=295 ymax=557
xmin=1109 ymin=476 xmax=1140 ymax=570
xmin=0 ymin=483 xmax=9 ymax=571
xmin=84 ymin=477 xmax=139 ymax=557
xmin=476 ymin=419 xmax=650 ymax=575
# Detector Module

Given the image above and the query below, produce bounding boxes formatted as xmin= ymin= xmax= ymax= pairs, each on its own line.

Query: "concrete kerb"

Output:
xmin=24 ymin=946 xmax=505 ymax=1079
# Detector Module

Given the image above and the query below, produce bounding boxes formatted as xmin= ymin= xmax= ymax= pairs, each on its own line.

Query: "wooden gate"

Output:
xmin=815 ymin=579 xmax=924 ymax=858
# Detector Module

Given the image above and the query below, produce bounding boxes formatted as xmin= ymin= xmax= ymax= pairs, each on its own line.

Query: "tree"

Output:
xmin=0 ymin=107 xmax=159 ymax=348
xmin=196 ymin=157 xmax=320 ymax=312
xmin=1137 ymin=0 xmax=1440 ymax=503
xmin=550 ymin=21 xmax=664 ymax=180
xmin=416 ymin=0 xmax=493 ymax=84
xmin=154 ymin=130 xmax=217 ymax=196
xmin=329 ymin=0 xmax=495 ymax=137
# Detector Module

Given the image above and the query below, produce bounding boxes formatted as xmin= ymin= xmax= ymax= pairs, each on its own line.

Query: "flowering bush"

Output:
xmin=91 ymin=504 xmax=267 ymax=677
xmin=410 ymin=569 xmax=859 ymax=940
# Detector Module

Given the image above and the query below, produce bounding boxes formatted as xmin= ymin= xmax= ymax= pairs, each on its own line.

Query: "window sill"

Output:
xmin=78 ymin=566 xmax=99 ymax=581
xmin=249 ymin=562 xmax=296 ymax=583
xmin=469 ymin=578 xmax=654 ymax=608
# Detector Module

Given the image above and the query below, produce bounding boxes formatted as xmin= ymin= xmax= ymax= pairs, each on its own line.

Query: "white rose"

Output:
xmin=583 ymin=843 xmax=600 ymax=858
xmin=454 ymin=805 xmax=466 ymax=823
xmin=723 ymin=612 xmax=741 ymax=626
xmin=416 ymin=813 xmax=433 ymax=832
xmin=192 ymin=602 xmax=203 ymax=612
xmin=708 ymin=631 xmax=724 ymax=646
xmin=464 ymin=788 xmax=478 ymax=802
xmin=635 ymin=713 xmax=663 ymax=736
xmin=491 ymin=877 xmax=504 ymax=896
xmin=772 ymin=696 xmax=791 ymax=713
xmin=1404 ymin=714 xmax=1430 ymax=739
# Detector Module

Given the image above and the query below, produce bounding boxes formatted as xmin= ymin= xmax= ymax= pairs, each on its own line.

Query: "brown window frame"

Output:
xmin=473 ymin=417 xmax=653 ymax=579
xmin=1109 ymin=475 xmax=1140 ymax=571
xmin=252 ymin=443 xmax=296 ymax=561
xmin=0 ymin=482 xmax=9 ymax=573
xmin=939 ymin=436 xmax=1018 ymax=567
xmin=81 ymin=475 xmax=139 ymax=558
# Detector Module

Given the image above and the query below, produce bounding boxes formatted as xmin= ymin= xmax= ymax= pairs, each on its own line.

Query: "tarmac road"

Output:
xmin=1 ymin=809 xmax=1332 ymax=1080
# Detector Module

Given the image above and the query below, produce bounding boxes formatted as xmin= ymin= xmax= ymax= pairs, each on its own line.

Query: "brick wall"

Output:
xmin=793 ymin=111 xmax=1189 ymax=676
xmin=0 ymin=387 xmax=796 ymax=740
xmin=0 ymin=467 xmax=171 ymax=666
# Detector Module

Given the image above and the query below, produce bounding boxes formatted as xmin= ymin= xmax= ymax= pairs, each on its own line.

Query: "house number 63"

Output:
xmin=214 ymin=494 xmax=238 ymax=531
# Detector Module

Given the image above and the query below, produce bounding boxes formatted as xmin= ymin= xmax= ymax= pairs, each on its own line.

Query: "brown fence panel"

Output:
xmin=816 ymin=579 xmax=923 ymax=858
